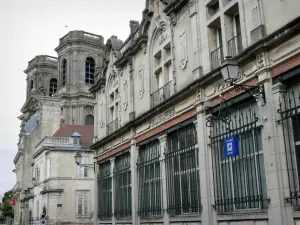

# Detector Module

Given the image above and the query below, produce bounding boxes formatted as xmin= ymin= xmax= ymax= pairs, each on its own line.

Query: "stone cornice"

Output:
xmin=163 ymin=0 xmax=189 ymax=15
xmin=55 ymin=39 xmax=105 ymax=53
xmin=40 ymin=189 xmax=64 ymax=194
xmin=13 ymin=150 xmax=23 ymax=165
xmin=89 ymin=77 xmax=106 ymax=94
xmin=32 ymin=146 xmax=92 ymax=159
xmin=59 ymin=92 xmax=95 ymax=99
xmin=91 ymin=15 xmax=300 ymax=150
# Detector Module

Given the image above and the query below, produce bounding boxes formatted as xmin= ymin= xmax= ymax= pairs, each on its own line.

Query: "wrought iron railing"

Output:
xmin=151 ymin=81 xmax=172 ymax=108
xmin=137 ymin=141 xmax=162 ymax=217
xmin=165 ymin=125 xmax=201 ymax=215
xmin=278 ymin=89 xmax=300 ymax=206
xmin=211 ymin=46 xmax=224 ymax=70
xmin=114 ymin=153 xmax=132 ymax=219
xmin=107 ymin=118 xmax=119 ymax=135
xmin=228 ymin=34 xmax=243 ymax=58
xmin=209 ymin=107 xmax=269 ymax=212
xmin=98 ymin=162 xmax=112 ymax=220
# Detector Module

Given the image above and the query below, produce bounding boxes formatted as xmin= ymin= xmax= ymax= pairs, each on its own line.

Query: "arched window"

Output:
xmin=49 ymin=79 xmax=57 ymax=96
xmin=30 ymin=80 xmax=34 ymax=90
xmin=85 ymin=115 xmax=94 ymax=125
xmin=85 ymin=57 xmax=95 ymax=86
xmin=62 ymin=59 xmax=67 ymax=87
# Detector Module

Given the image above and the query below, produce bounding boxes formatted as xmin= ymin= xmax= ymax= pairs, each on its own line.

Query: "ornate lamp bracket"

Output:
xmin=77 ymin=163 xmax=95 ymax=172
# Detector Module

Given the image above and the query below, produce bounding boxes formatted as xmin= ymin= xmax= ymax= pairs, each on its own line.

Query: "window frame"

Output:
xmin=85 ymin=57 xmax=95 ymax=86
xmin=62 ymin=59 xmax=67 ymax=87
xmin=76 ymin=191 xmax=90 ymax=217
xmin=49 ymin=78 xmax=58 ymax=96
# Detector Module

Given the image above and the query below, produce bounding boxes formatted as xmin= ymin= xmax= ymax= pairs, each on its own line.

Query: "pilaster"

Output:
xmin=158 ymin=134 xmax=170 ymax=225
xmin=94 ymin=163 xmax=98 ymax=225
xmin=110 ymin=157 xmax=116 ymax=225
xmin=195 ymin=104 xmax=216 ymax=225
xmin=257 ymin=72 xmax=290 ymax=225
xmin=130 ymin=139 xmax=139 ymax=225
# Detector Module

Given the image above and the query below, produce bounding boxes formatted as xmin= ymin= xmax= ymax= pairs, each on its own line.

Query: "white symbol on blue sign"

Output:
xmin=224 ymin=136 xmax=239 ymax=158
xmin=41 ymin=220 xmax=46 ymax=225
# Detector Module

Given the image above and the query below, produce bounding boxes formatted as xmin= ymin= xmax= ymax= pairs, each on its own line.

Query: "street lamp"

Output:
xmin=206 ymin=56 xmax=265 ymax=128
xmin=74 ymin=152 xmax=95 ymax=172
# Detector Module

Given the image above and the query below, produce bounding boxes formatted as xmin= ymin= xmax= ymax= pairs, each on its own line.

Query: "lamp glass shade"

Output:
xmin=32 ymin=177 xmax=36 ymax=185
xmin=75 ymin=152 xmax=82 ymax=164
xmin=220 ymin=59 xmax=239 ymax=81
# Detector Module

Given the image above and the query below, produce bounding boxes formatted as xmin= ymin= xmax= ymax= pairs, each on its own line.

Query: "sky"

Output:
xmin=0 ymin=0 xmax=145 ymax=197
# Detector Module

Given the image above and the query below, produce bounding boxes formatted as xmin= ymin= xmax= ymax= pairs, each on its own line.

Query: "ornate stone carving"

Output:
xmin=179 ymin=30 xmax=188 ymax=69
xmin=150 ymin=108 xmax=176 ymax=127
xmin=158 ymin=32 xmax=169 ymax=46
xmin=123 ymin=80 xmax=128 ymax=111
xmin=256 ymin=53 xmax=265 ymax=69
xmin=139 ymin=67 xmax=144 ymax=99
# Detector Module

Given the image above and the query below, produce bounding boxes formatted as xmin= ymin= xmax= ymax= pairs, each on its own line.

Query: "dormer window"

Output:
xmin=85 ymin=57 xmax=95 ymax=86
xmin=62 ymin=59 xmax=67 ymax=87
xmin=49 ymin=78 xmax=57 ymax=96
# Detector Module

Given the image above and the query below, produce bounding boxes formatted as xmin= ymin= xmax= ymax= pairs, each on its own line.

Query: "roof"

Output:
xmin=53 ymin=124 xmax=94 ymax=147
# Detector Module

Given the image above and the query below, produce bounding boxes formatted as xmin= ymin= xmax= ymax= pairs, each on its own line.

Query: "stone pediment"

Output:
xmin=20 ymin=96 xmax=40 ymax=114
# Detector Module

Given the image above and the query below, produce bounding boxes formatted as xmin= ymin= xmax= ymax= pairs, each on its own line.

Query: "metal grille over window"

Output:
xmin=209 ymin=106 xmax=268 ymax=212
xmin=165 ymin=124 xmax=201 ymax=215
xmin=278 ymin=88 xmax=300 ymax=206
xmin=137 ymin=141 xmax=161 ymax=217
xmin=114 ymin=153 xmax=132 ymax=219
xmin=98 ymin=161 xmax=112 ymax=220
xmin=86 ymin=57 xmax=95 ymax=86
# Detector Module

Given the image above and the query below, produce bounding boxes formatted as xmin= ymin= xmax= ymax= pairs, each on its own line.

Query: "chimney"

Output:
xmin=129 ymin=20 xmax=139 ymax=34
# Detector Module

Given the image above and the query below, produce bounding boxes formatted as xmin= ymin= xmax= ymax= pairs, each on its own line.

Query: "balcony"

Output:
xmin=211 ymin=46 xmax=224 ymax=70
xmin=151 ymin=81 xmax=172 ymax=108
xmin=107 ymin=118 xmax=119 ymax=135
xmin=228 ymin=34 xmax=243 ymax=58
xmin=35 ymin=137 xmax=75 ymax=152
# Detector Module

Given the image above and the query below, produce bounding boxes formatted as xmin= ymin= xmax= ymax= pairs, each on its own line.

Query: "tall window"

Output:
xmin=49 ymin=79 xmax=57 ymax=96
xmin=210 ymin=105 xmax=267 ymax=212
xmin=137 ymin=141 xmax=161 ymax=217
xmin=62 ymin=59 xmax=67 ymax=87
xmin=165 ymin=124 xmax=201 ymax=215
xmin=30 ymin=80 xmax=34 ymax=90
xmin=85 ymin=57 xmax=95 ymax=86
xmin=85 ymin=115 xmax=94 ymax=126
xmin=76 ymin=191 xmax=90 ymax=216
xmin=107 ymin=88 xmax=119 ymax=135
xmin=98 ymin=161 xmax=112 ymax=220
xmin=114 ymin=153 xmax=131 ymax=219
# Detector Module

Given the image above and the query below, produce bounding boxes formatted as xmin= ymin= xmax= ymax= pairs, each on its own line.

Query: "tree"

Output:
xmin=1 ymin=190 xmax=13 ymax=219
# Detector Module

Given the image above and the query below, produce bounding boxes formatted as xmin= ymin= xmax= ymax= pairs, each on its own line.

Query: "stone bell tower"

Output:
xmin=55 ymin=30 xmax=105 ymax=125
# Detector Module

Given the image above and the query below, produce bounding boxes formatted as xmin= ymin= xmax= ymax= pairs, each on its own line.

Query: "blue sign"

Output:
xmin=224 ymin=136 xmax=239 ymax=158
xmin=57 ymin=204 xmax=62 ymax=207
xmin=41 ymin=220 xmax=46 ymax=224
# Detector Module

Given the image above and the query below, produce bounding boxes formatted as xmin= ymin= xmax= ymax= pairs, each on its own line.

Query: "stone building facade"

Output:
xmin=13 ymin=31 xmax=105 ymax=225
xmin=91 ymin=1 xmax=300 ymax=225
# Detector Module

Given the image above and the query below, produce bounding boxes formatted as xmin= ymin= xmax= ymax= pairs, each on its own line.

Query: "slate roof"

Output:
xmin=53 ymin=124 xmax=94 ymax=147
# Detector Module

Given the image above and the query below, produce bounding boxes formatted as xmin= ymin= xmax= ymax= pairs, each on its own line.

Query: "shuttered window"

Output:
xmin=76 ymin=191 xmax=90 ymax=216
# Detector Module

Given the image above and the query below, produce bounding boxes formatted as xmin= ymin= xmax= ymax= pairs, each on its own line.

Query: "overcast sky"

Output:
xmin=0 ymin=0 xmax=145 ymax=197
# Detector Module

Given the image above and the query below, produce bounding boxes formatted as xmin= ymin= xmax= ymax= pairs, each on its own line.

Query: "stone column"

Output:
xmin=110 ymin=157 xmax=116 ymax=225
xmin=158 ymin=134 xmax=170 ymax=225
xmin=130 ymin=139 xmax=139 ymax=225
xmin=194 ymin=102 xmax=216 ymax=225
xmin=257 ymin=71 xmax=292 ymax=225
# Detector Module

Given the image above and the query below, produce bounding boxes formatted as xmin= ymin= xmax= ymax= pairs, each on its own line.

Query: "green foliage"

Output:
xmin=1 ymin=190 xmax=13 ymax=219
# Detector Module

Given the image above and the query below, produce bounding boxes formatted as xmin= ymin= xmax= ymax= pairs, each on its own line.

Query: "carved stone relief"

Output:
xmin=139 ymin=67 xmax=145 ymax=99
xmin=150 ymin=108 xmax=176 ymax=127
xmin=123 ymin=80 xmax=128 ymax=111
xmin=179 ymin=30 xmax=188 ymax=70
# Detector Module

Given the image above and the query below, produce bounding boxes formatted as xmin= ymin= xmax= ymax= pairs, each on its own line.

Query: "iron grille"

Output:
xmin=165 ymin=124 xmax=201 ymax=215
xmin=151 ymin=81 xmax=172 ymax=108
xmin=209 ymin=107 xmax=268 ymax=212
xmin=98 ymin=161 xmax=112 ymax=220
xmin=137 ymin=141 xmax=162 ymax=217
xmin=114 ymin=153 xmax=132 ymax=219
xmin=278 ymin=88 xmax=300 ymax=205
xmin=211 ymin=46 xmax=224 ymax=70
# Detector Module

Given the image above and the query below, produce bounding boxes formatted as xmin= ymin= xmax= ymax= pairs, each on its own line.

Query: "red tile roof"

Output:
xmin=53 ymin=124 xmax=94 ymax=147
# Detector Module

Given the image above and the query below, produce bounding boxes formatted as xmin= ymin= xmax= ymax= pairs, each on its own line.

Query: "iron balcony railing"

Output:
xmin=107 ymin=118 xmax=119 ymax=135
xmin=228 ymin=34 xmax=243 ymax=58
xmin=211 ymin=46 xmax=224 ymax=70
xmin=151 ymin=81 xmax=172 ymax=108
